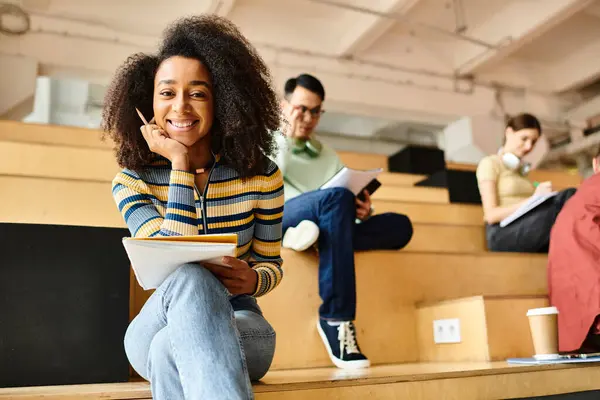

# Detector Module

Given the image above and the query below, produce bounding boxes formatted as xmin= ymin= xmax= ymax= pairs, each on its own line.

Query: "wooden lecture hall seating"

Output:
xmin=0 ymin=120 xmax=598 ymax=399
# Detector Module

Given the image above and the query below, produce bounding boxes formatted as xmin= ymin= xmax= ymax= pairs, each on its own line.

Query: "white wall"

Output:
xmin=443 ymin=115 xmax=549 ymax=167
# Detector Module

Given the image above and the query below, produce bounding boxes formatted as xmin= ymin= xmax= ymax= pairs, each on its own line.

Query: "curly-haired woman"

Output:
xmin=103 ymin=15 xmax=284 ymax=400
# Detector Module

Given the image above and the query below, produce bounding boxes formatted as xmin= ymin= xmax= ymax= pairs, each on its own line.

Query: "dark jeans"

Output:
xmin=485 ymin=188 xmax=576 ymax=253
xmin=282 ymin=187 xmax=413 ymax=321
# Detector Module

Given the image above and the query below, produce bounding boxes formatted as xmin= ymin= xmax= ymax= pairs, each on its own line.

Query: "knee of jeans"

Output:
xmin=322 ymin=187 xmax=355 ymax=206
xmin=165 ymin=263 xmax=227 ymax=298
xmin=124 ymin=325 xmax=150 ymax=380
xmin=245 ymin=331 xmax=276 ymax=382
xmin=146 ymin=330 xmax=173 ymax=379
xmin=159 ymin=264 xmax=230 ymax=312
xmin=235 ymin=311 xmax=276 ymax=381
xmin=393 ymin=214 xmax=413 ymax=249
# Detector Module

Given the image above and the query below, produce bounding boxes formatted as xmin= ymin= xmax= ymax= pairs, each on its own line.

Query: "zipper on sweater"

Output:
xmin=195 ymin=162 xmax=216 ymax=234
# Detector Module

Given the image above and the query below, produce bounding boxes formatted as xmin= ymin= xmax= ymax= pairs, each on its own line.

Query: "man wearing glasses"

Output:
xmin=275 ymin=74 xmax=413 ymax=369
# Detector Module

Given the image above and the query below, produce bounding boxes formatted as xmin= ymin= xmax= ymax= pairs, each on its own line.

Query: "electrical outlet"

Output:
xmin=433 ymin=318 xmax=461 ymax=344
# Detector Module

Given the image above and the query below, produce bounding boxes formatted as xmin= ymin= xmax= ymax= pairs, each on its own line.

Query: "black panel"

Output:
xmin=388 ymin=146 xmax=446 ymax=175
xmin=513 ymin=390 xmax=600 ymax=399
xmin=414 ymin=169 xmax=448 ymax=188
xmin=0 ymin=223 xmax=131 ymax=388
xmin=415 ymin=169 xmax=482 ymax=205
xmin=447 ymin=169 xmax=481 ymax=204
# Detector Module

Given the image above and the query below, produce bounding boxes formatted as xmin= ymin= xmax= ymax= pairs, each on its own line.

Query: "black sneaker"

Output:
xmin=317 ymin=319 xmax=370 ymax=369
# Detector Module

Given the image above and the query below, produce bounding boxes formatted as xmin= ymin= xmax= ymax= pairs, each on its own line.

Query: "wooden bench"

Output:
xmin=2 ymin=362 xmax=600 ymax=399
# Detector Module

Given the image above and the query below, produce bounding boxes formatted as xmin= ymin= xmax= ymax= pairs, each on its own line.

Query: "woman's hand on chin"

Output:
xmin=140 ymin=122 xmax=189 ymax=170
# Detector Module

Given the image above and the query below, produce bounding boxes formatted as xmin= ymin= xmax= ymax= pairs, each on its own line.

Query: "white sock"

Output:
xmin=327 ymin=321 xmax=344 ymax=326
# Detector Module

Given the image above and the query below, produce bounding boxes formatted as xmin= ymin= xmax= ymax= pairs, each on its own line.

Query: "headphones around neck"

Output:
xmin=499 ymin=149 xmax=531 ymax=176
xmin=291 ymin=138 xmax=323 ymax=158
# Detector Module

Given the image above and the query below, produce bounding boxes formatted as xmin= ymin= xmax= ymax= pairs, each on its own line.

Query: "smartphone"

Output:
xmin=357 ymin=179 xmax=382 ymax=201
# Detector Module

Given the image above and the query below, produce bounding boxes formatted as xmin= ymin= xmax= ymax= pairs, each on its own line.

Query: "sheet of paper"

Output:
xmin=320 ymin=167 xmax=383 ymax=196
xmin=123 ymin=239 xmax=237 ymax=290
xmin=500 ymin=192 xmax=558 ymax=227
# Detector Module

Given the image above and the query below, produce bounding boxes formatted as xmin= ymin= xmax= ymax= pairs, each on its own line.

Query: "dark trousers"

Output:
xmin=485 ymin=188 xmax=576 ymax=253
xmin=282 ymin=188 xmax=413 ymax=321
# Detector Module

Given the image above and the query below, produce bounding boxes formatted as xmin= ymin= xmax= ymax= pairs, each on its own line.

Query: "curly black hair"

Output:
xmin=102 ymin=15 xmax=281 ymax=177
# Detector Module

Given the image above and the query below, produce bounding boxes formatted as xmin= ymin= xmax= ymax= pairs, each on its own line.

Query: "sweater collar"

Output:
xmin=149 ymin=153 xmax=221 ymax=169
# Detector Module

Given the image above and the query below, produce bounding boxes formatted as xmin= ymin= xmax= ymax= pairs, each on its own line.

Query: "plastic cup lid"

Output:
xmin=526 ymin=306 xmax=559 ymax=316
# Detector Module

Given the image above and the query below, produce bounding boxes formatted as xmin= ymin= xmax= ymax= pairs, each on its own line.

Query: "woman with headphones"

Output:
xmin=476 ymin=113 xmax=576 ymax=253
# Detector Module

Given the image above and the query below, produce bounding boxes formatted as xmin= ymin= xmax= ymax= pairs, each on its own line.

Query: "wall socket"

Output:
xmin=433 ymin=318 xmax=461 ymax=344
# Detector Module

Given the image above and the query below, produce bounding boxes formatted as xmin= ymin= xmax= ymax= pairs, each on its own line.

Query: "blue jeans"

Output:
xmin=124 ymin=264 xmax=276 ymax=400
xmin=283 ymin=188 xmax=413 ymax=321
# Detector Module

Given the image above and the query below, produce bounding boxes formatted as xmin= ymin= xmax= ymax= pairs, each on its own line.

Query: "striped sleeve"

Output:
xmin=250 ymin=163 xmax=285 ymax=297
xmin=112 ymin=169 xmax=199 ymax=238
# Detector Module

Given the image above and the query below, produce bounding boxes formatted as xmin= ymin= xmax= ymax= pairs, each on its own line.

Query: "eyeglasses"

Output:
xmin=294 ymin=105 xmax=325 ymax=118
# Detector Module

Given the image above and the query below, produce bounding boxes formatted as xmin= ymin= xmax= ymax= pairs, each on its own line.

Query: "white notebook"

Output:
xmin=123 ymin=234 xmax=237 ymax=290
xmin=320 ymin=167 xmax=382 ymax=196
xmin=499 ymin=192 xmax=558 ymax=227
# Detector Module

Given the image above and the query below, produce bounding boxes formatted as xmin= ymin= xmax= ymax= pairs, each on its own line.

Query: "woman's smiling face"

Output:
xmin=153 ymin=56 xmax=214 ymax=147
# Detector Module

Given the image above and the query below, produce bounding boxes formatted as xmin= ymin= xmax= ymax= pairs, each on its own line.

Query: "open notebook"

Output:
xmin=507 ymin=355 xmax=600 ymax=365
xmin=123 ymin=234 xmax=238 ymax=290
xmin=320 ymin=167 xmax=383 ymax=196
xmin=500 ymin=192 xmax=558 ymax=227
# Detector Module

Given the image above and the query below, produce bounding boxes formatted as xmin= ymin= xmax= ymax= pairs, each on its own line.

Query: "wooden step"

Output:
xmin=1 ymin=175 xmax=463 ymax=233
xmin=378 ymin=172 xmax=426 ymax=186
xmin=373 ymin=185 xmax=449 ymax=204
xmin=1 ymin=174 xmax=483 ymax=253
xmin=446 ymin=162 xmax=477 ymax=172
xmin=0 ymin=141 xmax=119 ymax=182
xmin=0 ymin=176 xmax=123 ymax=228
xmin=372 ymin=201 xmax=483 ymax=226
xmin=0 ymin=140 xmax=432 ymax=206
xmin=416 ymin=295 xmax=549 ymax=362
xmin=0 ymin=121 xmax=393 ymax=173
xmin=338 ymin=151 xmax=388 ymax=171
xmin=407 ymin=224 xmax=485 ymax=253
xmin=529 ymin=169 xmax=582 ymax=190
xmin=0 ymin=121 xmax=580 ymax=193
xmin=0 ymin=120 xmax=582 ymax=190
xmin=129 ymin=250 xmax=548 ymax=370
xmin=0 ymin=120 xmax=111 ymax=150
xmin=0 ymin=140 xmax=426 ymax=190
xmin=3 ymin=362 xmax=600 ymax=399
xmin=260 ymin=362 xmax=600 ymax=399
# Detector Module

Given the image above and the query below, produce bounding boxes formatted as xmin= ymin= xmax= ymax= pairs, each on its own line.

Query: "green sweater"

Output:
xmin=273 ymin=134 xmax=344 ymax=202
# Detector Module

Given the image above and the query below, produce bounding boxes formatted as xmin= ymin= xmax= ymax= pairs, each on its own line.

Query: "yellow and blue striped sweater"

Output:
xmin=112 ymin=156 xmax=284 ymax=297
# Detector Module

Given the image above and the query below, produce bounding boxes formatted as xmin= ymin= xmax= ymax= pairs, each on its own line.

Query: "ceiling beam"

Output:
xmin=567 ymin=94 xmax=600 ymax=122
xmin=544 ymin=37 xmax=600 ymax=92
xmin=544 ymin=130 xmax=600 ymax=162
xmin=0 ymin=29 xmax=501 ymax=122
xmin=455 ymin=0 xmax=595 ymax=75
xmin=335 ymin=0 xmax=422 ymax=57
